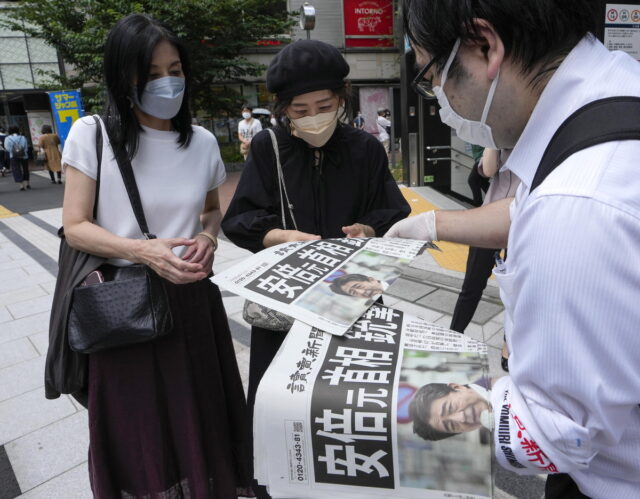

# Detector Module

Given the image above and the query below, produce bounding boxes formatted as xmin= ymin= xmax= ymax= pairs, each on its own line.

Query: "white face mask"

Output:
xmin=433 ymin=39 xmax=500 ymax=149
xmin=290 ymin=106 xmax=342 ymax=148
xmin=242 ymin=112 xmax=252 ymax=119
xmin=132 ymin=76 xmax=185 ymax=120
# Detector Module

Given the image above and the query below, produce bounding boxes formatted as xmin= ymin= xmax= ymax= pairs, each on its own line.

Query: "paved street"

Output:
xmin=0 ymin=169 xmax=545 ymax=498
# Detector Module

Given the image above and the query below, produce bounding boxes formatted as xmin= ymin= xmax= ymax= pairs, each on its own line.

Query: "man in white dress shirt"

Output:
xmin=388 ymin=1 xmax=640 ymax=497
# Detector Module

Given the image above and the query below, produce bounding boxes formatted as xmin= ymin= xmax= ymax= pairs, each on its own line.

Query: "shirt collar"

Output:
xmin=506 ymin=36 xmax=612 ymax=189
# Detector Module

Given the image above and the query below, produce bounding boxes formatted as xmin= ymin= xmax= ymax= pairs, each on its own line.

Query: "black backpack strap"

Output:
xmin=531 ymin=96 xmax=640 ymax=192
xmin=103 ymin=122 xmax=155 ymax=239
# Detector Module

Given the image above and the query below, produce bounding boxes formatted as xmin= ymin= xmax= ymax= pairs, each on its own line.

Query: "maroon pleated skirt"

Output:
xmin=87 ymin=278 xmax=252 ymax=498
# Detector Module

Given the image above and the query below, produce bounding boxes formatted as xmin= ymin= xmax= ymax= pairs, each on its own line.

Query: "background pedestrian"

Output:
xmin=37 ymin=124 xmax=63 ymax=184
xmin=5 ymin=125 xmax=30 ymax=190
xmin=238 ymin=105 xmax=262 ymax=160
xmin=0 ymin=126 xmax=8 ymax=176
xmin=376 ymin=107 xmax=391 ymax=153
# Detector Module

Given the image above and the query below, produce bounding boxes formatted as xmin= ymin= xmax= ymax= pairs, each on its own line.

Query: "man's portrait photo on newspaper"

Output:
xmin=293 ymin=250 xmax=406 ymax=326
xmin=396 ymin=350 xmax=492 ymax=496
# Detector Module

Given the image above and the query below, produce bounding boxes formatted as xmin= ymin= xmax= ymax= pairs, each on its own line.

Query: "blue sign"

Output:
xmin=47 ymin=90 xmax=85 ymax=147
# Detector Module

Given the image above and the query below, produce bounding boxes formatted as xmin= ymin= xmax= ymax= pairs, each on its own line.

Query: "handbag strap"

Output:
xmin=92 ymin=115 xmax=103 ymax=221
xmin=106 ymin=122 xmax=155 ymax=239
xmin=267 ymin=128 xmax=298 ymax=231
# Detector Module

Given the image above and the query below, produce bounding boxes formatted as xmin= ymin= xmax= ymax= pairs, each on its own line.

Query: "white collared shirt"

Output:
xmin=490 ymin=36 xmax=640 ymax=497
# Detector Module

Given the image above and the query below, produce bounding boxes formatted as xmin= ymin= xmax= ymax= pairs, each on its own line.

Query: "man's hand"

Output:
xmin=342 ymin=223 xmax=375 ymax=238
xmin=384 ymin=211 xmax=437 ymax=241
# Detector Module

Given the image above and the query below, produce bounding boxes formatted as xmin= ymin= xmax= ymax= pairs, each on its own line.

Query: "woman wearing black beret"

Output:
xmin=221 ymin=39 xmax=410 ymax=497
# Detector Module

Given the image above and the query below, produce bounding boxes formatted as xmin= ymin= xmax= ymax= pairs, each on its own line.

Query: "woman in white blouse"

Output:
xmin=60 ymin=14 xmax=250 ymax=498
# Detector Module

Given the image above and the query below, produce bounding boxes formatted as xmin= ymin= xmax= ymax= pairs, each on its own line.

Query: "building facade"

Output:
xmin=227 ymin=1 xmax=401 ymax=147
xmin=0 ymin=1 xmax=65 ymax=150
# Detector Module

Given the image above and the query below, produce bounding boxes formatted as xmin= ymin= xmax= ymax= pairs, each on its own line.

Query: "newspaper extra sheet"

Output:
xmin=212 ymin=237 xmax=427 ymax=335
xmin=254 ymin=305 xmax=493 ymax=499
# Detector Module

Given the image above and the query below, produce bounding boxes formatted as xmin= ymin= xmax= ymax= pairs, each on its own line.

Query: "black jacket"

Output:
xmin=222 ymin=124 xmax=410 ymax=252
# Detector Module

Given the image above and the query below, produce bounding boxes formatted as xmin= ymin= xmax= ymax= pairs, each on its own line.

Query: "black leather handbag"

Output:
xmin=67 ymin=118 xmax=173 ymax=354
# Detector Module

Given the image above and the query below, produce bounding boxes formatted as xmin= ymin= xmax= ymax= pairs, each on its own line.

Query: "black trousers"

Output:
xmin=48 ymin=170 xmax=62 ymax=182
xmin=450 ymin=246 xmax=498 ymax=333
xmin=467 ymin=163 xmax=490 ymax=207
xmin=545 ymin=474 xmax=591 ymax=498
xmin=10 ymin=158 xmax=29 ymax=183
xmin=247 ymin=326 xmax=288 ymax=499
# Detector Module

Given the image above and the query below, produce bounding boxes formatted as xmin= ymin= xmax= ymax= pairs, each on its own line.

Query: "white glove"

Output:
xmin=384 ymin=210 xmax=437 ymax=241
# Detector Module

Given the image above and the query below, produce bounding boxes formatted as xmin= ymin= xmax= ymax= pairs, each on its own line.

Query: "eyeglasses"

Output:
xmin=411 ymin=56 xmax=437 ymax=99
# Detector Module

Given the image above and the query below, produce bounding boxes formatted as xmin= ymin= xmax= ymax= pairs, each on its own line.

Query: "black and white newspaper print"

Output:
xmin=254 ymin=305 xmax=493 ymax=498
xmin=211 ymin=237 xmax=427 ymax=335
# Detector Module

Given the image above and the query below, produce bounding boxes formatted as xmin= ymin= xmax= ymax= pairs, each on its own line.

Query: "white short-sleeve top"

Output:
xmin=62 ymin=116 xmax=226 ymax=265
xmin=237 ymin=118 xmax=262 ymax=141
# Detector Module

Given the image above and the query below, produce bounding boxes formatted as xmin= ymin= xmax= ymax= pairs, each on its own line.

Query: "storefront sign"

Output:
xmin=47 ymin=90 xmax=84 ymax=147
xmin=343 ymin=0 xmax=394 ymax=48
xmin=26 ymin=111 xmax=55 ymax=147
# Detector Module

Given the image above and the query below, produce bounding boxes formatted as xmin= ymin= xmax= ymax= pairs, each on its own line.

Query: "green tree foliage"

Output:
xmin=1 ymin=0 xmax=293 ymax=114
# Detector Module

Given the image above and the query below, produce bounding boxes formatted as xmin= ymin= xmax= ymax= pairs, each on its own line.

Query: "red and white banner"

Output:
xmin=343 ymin=0 xmax=394 ymax=48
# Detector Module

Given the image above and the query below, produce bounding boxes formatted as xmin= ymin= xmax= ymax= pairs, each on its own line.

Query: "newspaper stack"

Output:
xmin=254 ymin=306 xmax=492 ymax=498
xmin=212 ymin=238 xmax=493 ymax=498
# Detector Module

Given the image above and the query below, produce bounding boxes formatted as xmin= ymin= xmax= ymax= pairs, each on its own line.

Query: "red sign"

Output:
xmin=343 ymin=0 xmax=394 ymax=48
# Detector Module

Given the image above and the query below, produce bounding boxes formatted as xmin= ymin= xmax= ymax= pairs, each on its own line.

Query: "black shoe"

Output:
xmin=26 ymin=184 xmax=31 ymax=189
xmin=51 ymin=180 xmax=57 ymax=184
xmin=20 ymin=187 xmax=25 ymax=191
xmin=57 ymin=180 xmax=63 ymax=184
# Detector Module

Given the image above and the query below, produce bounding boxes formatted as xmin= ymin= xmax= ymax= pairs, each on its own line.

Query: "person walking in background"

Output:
xmin=467 ymin=144 xmax=488 ymax=206
xmin=450 ymin=148 xmax=520 ymax=334
xmin=222 ymin=39 xmax=410 ymax=498
xmin=237 ymin=105 xmax=262 ymax=160
xmin=353 ymin=110 xmax=365 ymax=129
xmin=5 ymin=126 xmax=30 ymax=191
xmin=55 ymin=13 xmax=251 ymax=497
xmin=0 ymin=126 xmax=8 ymax=176
xmin=38 ymin=124 xmax=63 ymax=184
xmin=376 ymin=108 xmax=391 ymax=153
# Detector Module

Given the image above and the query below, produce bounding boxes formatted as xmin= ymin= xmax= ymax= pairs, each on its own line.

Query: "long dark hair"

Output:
xmin=103 ymin=14 xmax=193 ymax=162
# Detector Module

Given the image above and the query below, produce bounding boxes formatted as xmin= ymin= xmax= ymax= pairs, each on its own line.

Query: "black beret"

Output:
xmin=266 ymin=40 xmax=350 ymax=100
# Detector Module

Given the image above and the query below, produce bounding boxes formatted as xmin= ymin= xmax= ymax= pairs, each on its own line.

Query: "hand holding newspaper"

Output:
xmin=212 ymin=237 xmax=434 ymax=335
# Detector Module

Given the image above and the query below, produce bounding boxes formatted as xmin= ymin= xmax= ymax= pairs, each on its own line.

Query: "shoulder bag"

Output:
xmin=66 ymin=118 xmax=173 ymax=353
xmin=46 ymin=116 xmax=105 ymax=404
xmin=242 ymin=128 xmax=296 ymax=332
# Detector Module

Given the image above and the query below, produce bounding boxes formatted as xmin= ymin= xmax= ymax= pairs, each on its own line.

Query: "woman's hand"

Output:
xmin=263 ymin=228 xmax=321 ymax=248
xmin=342 ymin=223 xmax=375 ymax=238
xmin=133 ymin=237 xmax=208 ymax=284
xmin=182 ymin=234 xmax=215 ymax=275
